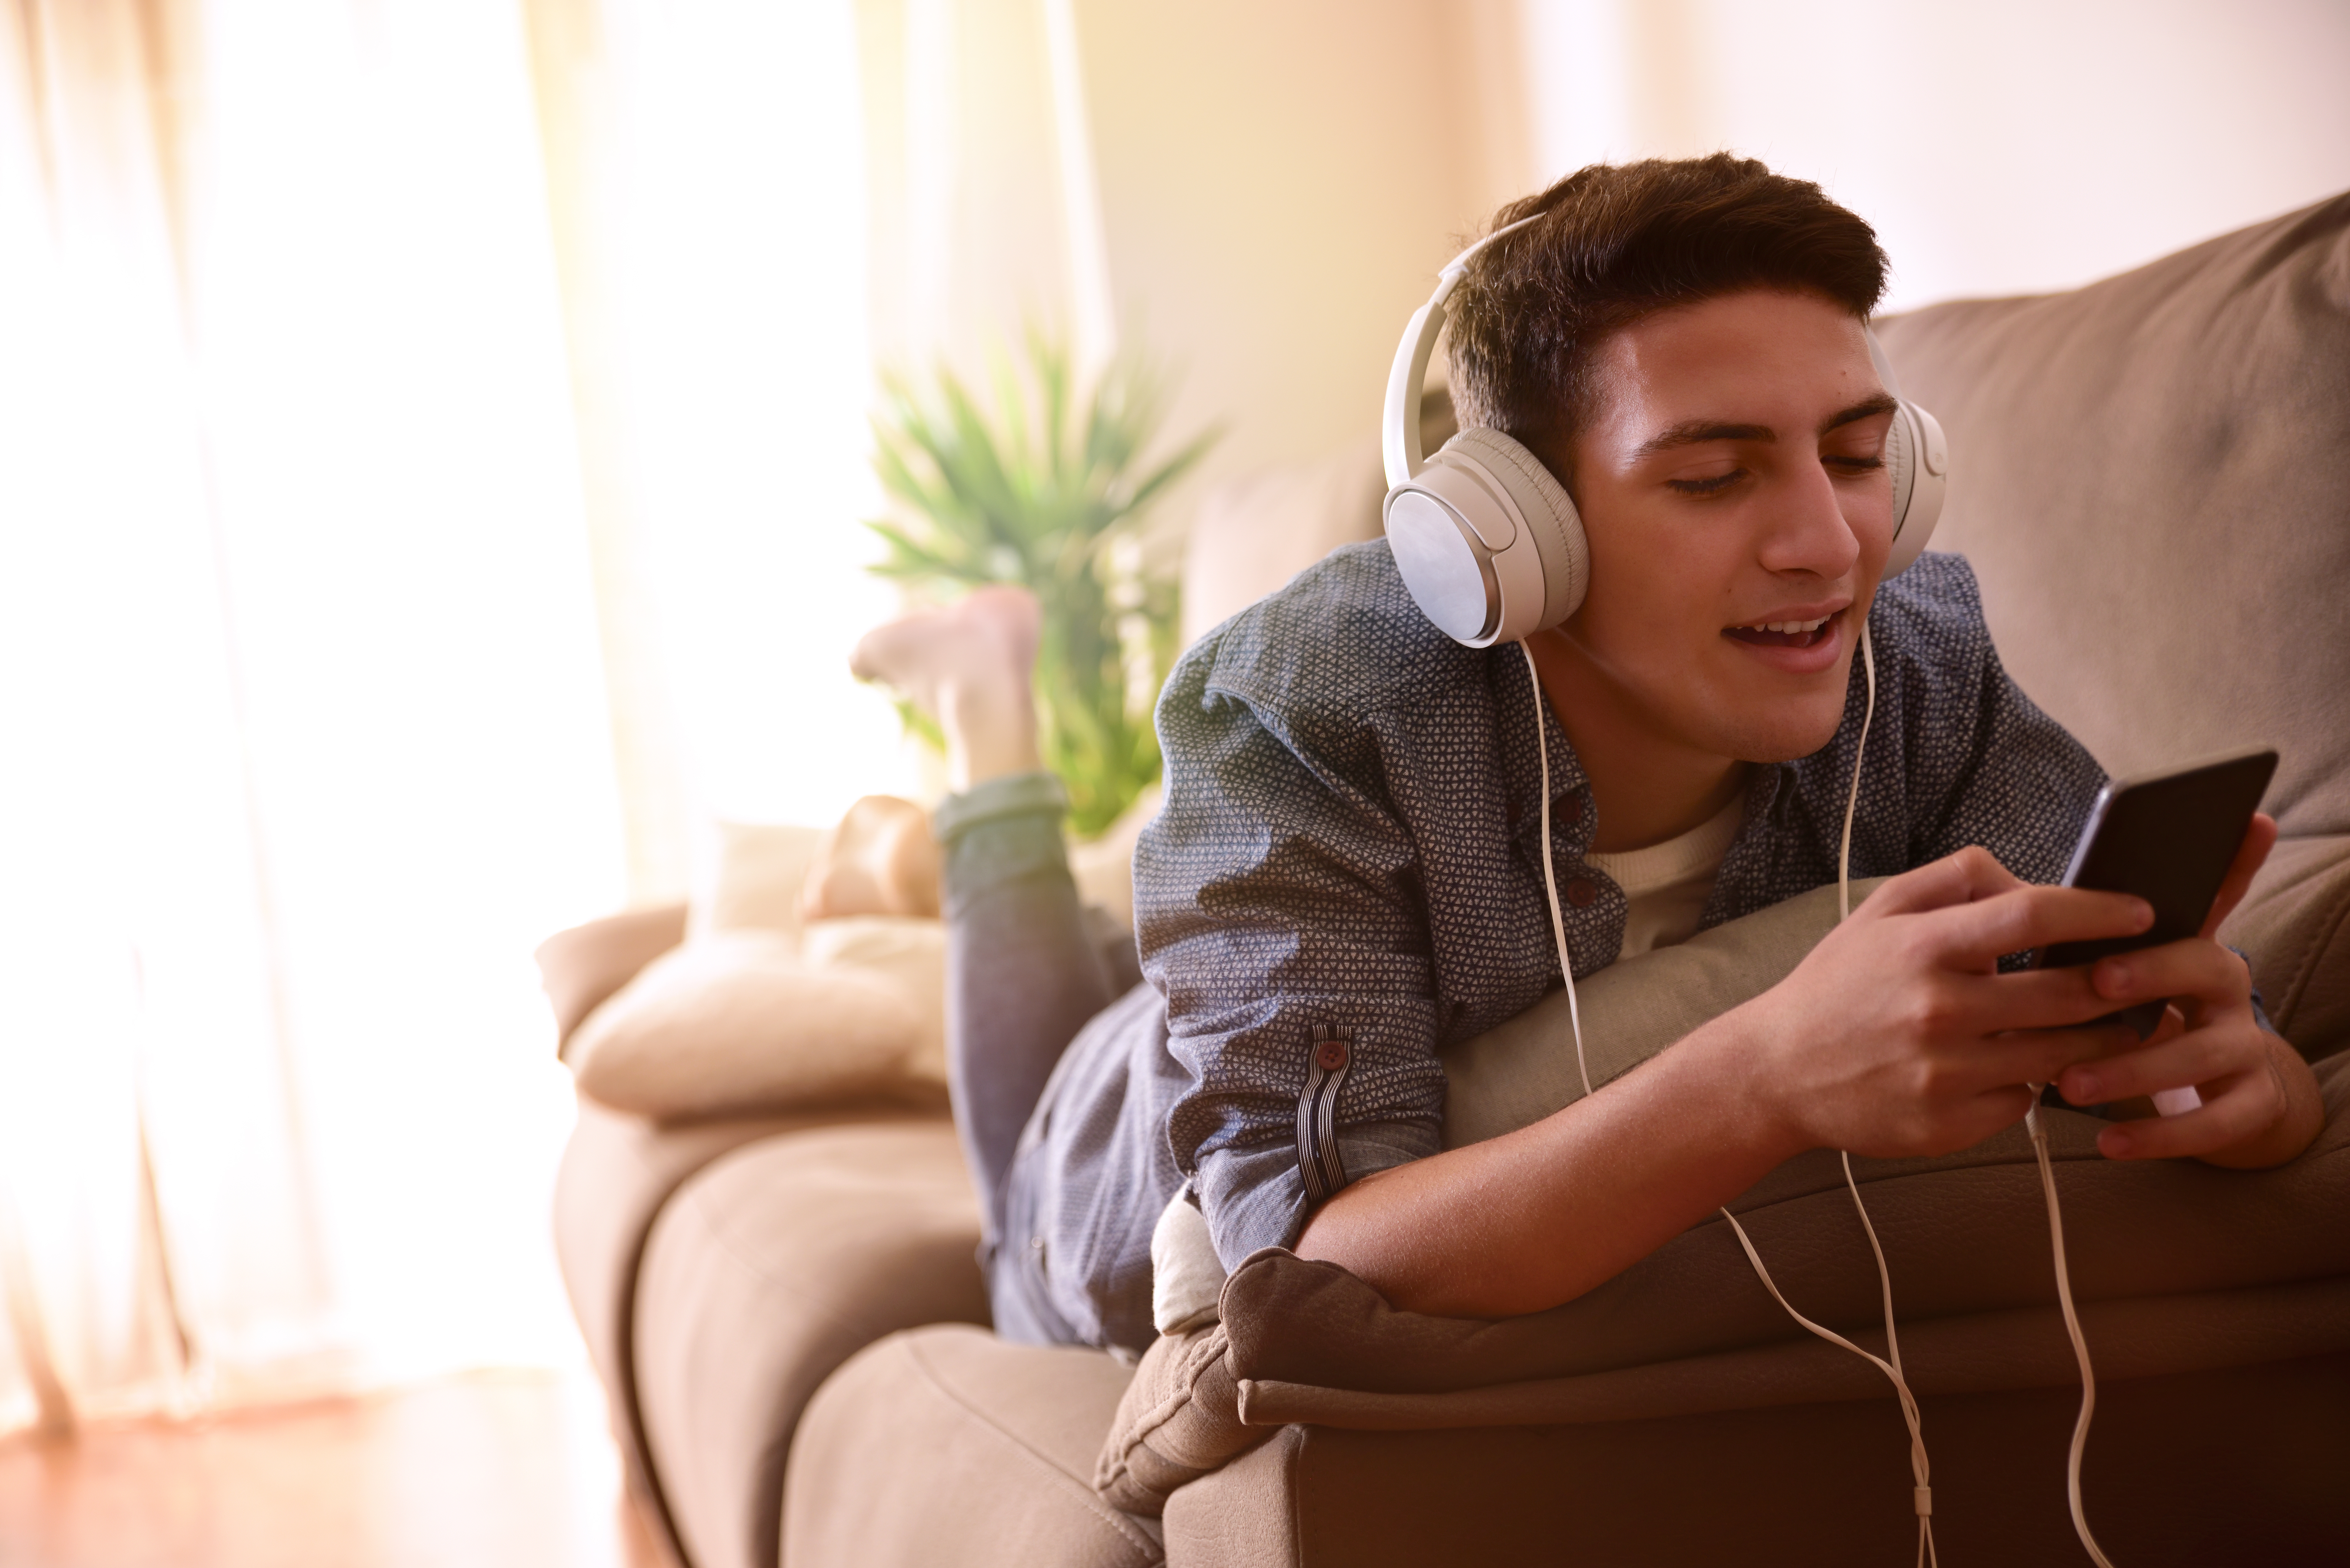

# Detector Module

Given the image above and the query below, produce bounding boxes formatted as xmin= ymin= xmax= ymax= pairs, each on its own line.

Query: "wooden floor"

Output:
xmin=0 ymin=1369 xmax=666 ymax=1568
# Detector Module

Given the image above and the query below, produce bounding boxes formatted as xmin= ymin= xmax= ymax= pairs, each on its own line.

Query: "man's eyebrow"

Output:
xmin=1631 ymin=394 xmax=1901 ymax=460
xmin=1821 ymin=393 xmax=1899 ymax=433
xmin=1632 ymin=420 xmax=1773 ymax=459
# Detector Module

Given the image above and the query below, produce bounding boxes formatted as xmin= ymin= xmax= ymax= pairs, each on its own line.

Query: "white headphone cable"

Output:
xmin=1527 ymin=628 xmax=1934 ymax=1563
xmin=1521 ymin=639 xmax=1594 ymax=1104
xmin=2027 ymin=1092 xmax=2118 ymax=1566
xmin=1836 ymin=621 xmax=1878 ymax=928
xmin=1523 ymin=630 xmax=1925 ymax=1543
xmin=1835 ymin=625 xmax=2112 ymax=1564
xmin=1715 ymin=622 xmax=1938 ymax=1568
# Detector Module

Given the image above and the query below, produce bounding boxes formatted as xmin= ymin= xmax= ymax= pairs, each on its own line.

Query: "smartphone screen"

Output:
xmin=2034 ymin=746 xmax=2277 ymax=1037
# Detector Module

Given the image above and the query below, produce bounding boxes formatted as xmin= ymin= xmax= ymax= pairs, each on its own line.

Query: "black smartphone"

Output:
xmin=2034 ymin=744 xmax=2278 ymax=1038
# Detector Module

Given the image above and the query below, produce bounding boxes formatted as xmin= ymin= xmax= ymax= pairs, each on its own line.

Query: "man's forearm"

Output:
xmin=1293 ymin=1009 xmax=1799 ymax=1318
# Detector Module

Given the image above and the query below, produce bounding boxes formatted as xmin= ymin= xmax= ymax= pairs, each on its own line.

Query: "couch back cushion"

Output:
xmin=1874 ymin=194 xmax=2350 ymax=839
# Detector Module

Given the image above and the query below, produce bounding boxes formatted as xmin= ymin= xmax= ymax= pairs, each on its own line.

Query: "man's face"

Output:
xmin=1556 ymin=288 xmax=1897 ymax=765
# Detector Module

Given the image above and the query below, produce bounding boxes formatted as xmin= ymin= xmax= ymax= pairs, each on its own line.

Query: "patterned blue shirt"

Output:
xmin=1133 ymin=543 xmax=2105 ymax=1277
xmin=1015 ymin=541 xmax=2104 ymax=1350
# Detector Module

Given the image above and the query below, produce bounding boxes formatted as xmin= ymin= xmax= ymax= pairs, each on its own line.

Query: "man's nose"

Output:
xmin=1756 ymin=460 xmax=1861 ymax=580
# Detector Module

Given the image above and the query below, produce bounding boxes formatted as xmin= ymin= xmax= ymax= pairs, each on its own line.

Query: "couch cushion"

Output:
xmin=1877 ymin=197 xmax=2350 ymax=1063
xmin=632 ymin=1121 xmax=990 ymax=1568
xmin=1179 ymin=391 xmax=1455 ymax=648
xmin=1872 ymin=195 xmax=2350 ymax=841
xmin=694 ymin=820 xmax=831 ymax=940
xmin=2217 ymin=832 xmax=2350 ymax=1060
xmin=1159 ymin=1355 xmax=2350 ymax=1568
xmin=783 ymin=1325 xmax=1159 ymax=1568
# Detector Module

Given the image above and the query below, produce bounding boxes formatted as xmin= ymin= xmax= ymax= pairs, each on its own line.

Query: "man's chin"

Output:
xmin=1681 ymin=671 xmax=1851 ymax=767
xmin=1706 ymin=707 xmax=1849 ymax=769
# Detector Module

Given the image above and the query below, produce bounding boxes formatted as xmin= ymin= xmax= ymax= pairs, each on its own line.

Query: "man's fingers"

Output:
xmin=1966 ymin=1025 xmax=2142 ymax=1094
xmin=1926 ymin=884 xmax=2153 ymax=968
xmin=2089 ymin=938 xmax=2251 ymax=1011
xmin=2095 ymin=1069 xmax=2278 ymax=1162
xmin=2054 ymin=1022 xmax=2246 ymax=1107
xmin=1962 ymin=967 xmax=2142 ymax=1032
xmin=1863 ymin=846 xmax=2026 ymax=919
xmin=2201 ymin=812 xmax=2278 ymax=940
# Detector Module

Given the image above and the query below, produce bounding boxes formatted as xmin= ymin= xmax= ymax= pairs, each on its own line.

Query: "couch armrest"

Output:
xmin=1160 ymin=1356 xmax=2350 ymax=1566
xmin=536 ymin=902 xmax=688 ymax=1055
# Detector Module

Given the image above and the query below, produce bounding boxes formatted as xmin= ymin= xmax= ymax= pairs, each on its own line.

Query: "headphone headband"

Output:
xmin=1381 ymin=215 xmax=1543 ymax=489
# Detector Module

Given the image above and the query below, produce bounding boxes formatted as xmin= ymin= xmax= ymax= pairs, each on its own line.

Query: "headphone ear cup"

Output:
xmin=1438 ymin=429 xmax=1589 ymax=635
xmin=1881 ymin=400 xmax=1948 ymax=579
xmin=1866 ymin=327 xmax=1949 ymax=581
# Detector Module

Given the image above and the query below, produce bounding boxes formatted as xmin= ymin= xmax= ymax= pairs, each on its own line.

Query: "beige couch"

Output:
xmin=542 ymin=197 xmax=2350 ymax=1568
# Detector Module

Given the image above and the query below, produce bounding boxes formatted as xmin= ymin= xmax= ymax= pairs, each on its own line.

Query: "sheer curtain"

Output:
xmin=0 ymin=0 xmax=330 ymax=1434
xmin=0 ymin=0 xmax=1107 ymax=1438
xmin=0 ymin=0 xmax=638 ymax=1433
xmin=521 ymin=0 xmax=916 ymax=894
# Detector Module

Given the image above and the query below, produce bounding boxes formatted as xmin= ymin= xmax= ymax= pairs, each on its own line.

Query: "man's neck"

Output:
xmin=1523 ymin=630 xmax=1748 ymax=854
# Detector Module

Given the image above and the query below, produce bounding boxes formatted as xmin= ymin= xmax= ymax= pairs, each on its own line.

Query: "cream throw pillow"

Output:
xmin=569 ymin=917 xmax=949 ymax=1121
xmin=560 ymin=819 xmax=953 ymax=1120
xmin=801 ymin=916 xmax=949 ymax=1085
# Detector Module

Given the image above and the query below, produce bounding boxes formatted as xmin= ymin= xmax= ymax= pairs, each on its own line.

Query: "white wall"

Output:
xmin=1520 ymin=0 xmax=2350 ymax=309
xmin=1073 ymin=0 xmax=1531 ymax=492
xmin=1065 ymin=0 xmax=2350 ymax=503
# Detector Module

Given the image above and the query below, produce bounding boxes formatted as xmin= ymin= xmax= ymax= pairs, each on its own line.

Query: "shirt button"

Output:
xmin=1315 ymin=1038 xmax=1350 ymax=1071
xmin=1562 ymin=796 xmax=1584 ymax=824
xmin=1565 ymin=877 xmax=1597 ymax=908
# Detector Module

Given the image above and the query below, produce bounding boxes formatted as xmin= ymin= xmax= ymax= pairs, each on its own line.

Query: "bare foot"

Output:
xmin=803 ymin=795 xmax=942 ymax=920
xmin=851 ymin=586 xmax=1043 ymax=790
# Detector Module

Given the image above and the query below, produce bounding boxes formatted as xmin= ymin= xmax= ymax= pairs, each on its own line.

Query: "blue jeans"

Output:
xmin=933 ymin=772 xmax=1143 ymax=1342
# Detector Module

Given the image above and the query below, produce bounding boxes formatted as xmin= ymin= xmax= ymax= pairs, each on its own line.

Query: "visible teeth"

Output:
xmin=1740 ymin=615 xmax=1830 ymax=634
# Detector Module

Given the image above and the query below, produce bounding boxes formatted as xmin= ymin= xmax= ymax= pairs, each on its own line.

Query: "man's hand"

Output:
xmin=1729 ymin=845 xmax=2155 ymax=1160
xmin=2049 ymin=813 xmax=2323 ymax=1169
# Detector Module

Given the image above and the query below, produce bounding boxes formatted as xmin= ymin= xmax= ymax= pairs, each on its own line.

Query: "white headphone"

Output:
xmin=1380 ymin=215 xmax=1952 ymax=649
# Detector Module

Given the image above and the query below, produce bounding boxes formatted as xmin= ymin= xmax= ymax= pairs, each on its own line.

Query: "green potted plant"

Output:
xmin=865 ymin=336 xmax=1219 ymax=836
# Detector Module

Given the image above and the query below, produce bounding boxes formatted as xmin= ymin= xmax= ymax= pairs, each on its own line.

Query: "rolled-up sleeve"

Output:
xmin=1134 ymin=645 xmax=1449 ymax=1271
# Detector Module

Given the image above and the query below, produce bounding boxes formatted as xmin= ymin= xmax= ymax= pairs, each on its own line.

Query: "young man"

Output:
xmin=845 ymin=155 xmax=2322 ymax=1350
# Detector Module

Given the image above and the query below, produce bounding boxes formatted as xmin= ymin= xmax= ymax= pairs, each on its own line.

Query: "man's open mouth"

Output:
xmin=1723 ymin=612 xmax=1836 ymax=649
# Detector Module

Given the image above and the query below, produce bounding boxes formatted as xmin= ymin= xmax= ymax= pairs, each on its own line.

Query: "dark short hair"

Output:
xmin=1447 ymin=155 xmax=1887 ymax=482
